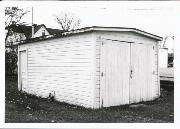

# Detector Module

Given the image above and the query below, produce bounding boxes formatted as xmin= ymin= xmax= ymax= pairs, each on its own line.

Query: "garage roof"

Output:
xmin=19 ymin=26 xmax=163 ymax=44
xmin=64 ymin=26 xmax=163 ymax=41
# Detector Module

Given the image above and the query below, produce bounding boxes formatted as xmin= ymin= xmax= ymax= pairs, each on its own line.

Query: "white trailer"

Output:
xmin=159 ymin=48 xmax=168 ymax=68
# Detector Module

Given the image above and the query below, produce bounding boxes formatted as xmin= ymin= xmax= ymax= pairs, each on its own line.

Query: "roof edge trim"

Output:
xmin=63 ymin=26 xmax=162 ymax=41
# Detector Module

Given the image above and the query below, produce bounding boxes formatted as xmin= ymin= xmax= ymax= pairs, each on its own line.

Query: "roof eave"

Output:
xmin=19 ymin=26 xmax=163 ymax=45
xmin=62 ymin=26 xmax=162 ymax=41
xmin=92 ymin=26 xmax=162 ymax=41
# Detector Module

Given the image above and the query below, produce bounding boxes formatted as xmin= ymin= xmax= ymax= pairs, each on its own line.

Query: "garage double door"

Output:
xmin=100 ymin=39 xmax=157 ymax=107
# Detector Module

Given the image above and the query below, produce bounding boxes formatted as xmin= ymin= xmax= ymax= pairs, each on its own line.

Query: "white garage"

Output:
xmin=18 ymin=26 xmax=162 ymax=108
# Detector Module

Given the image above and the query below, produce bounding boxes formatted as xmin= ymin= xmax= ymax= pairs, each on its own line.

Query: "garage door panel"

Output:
xmin=130 ymin=43 xmax=155 ymax=103
xmin=101 ymin=39 xmax=157 ymax=107
xmin=101 ymin=40 xmax=130 ymax=107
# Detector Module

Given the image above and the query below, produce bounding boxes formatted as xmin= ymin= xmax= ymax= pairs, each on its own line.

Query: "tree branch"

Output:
xmin=54 ymin=12 xmax=81 ymax=31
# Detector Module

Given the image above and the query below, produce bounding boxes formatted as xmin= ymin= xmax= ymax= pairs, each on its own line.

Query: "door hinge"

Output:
xmin=101 ymin=99 xmax=103 ymax=108
xmin=101 ymin=72 xmax=104 ymax=77
xmin=130 ymin=69 xmax=133 ymax=79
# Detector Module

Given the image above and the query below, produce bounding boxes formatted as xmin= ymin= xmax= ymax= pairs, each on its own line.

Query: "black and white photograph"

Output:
xmin=1 ymin=1 xmax=179 ymax=126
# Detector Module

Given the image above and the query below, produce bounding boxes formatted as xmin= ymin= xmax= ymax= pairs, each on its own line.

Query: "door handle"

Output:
xmin=130 ymin=70 xmax=133 ymax=79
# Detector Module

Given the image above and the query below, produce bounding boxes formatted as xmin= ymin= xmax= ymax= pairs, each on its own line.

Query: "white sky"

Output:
xmin=19 ymin=2 xmax=177 ymax=37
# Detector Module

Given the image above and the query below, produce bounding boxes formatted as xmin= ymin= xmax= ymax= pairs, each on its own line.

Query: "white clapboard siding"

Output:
xmin=19 ymin=33 xmax=96 ymax=108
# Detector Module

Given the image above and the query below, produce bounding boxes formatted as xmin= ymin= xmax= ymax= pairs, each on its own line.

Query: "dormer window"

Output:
xmin=42 ymin=30 xmax=45 ymax=36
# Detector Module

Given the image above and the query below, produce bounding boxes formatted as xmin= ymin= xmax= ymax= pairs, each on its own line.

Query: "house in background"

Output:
xmin=5 ymin=23 xmax=63 ymax=76
xmin=6 ymin=24 xmax=63 ymax=52
xmin=168 ymin=53 xmax=174 ymax=67
xmin=161 ymin=36 xmax=174 ymax=68
xmin=159 ymin=48 xmax=174 ymax=68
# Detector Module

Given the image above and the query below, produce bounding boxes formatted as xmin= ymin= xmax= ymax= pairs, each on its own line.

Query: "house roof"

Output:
xmin=8 ymin=24 xmax=63 ymax=39
xmin=47 ymin=28 xmax=64 ymax=35
xmin=34 ymin=24 xmax=45 ymax=34
xmin=8 ymin=24 xmax=31 ymax=38
xmin=19 ymin=26 xmax=163 ymax=45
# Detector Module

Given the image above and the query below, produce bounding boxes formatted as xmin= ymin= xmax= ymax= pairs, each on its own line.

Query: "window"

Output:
xmin=42 ymin=30 xmax=45 ymax=36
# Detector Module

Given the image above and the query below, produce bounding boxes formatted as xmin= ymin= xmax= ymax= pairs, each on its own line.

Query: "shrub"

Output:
xmin=5 ymin=50 xmax=18 ymax=76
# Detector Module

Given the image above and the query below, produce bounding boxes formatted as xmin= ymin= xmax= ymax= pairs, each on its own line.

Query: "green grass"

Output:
xmin=5 ymin=76 xmax=174 ymax=123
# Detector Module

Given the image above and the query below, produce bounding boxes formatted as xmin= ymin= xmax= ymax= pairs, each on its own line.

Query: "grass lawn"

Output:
xmin=5 ymin=76 xmax=174 ymax=123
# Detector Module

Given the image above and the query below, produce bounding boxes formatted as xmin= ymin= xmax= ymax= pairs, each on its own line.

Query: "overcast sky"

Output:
xmin=15 ymin=1 xmax=179 ymax=52
xmin=18 ymin=1 xmax=178 ymax=38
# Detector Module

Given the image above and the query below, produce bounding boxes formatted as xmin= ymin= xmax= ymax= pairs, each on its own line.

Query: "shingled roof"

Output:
xmin=8 ymin=24 xmax=63 ymax=39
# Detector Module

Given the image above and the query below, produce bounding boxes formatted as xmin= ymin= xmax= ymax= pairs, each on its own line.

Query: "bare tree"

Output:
xmin=5 ymin=7 xmax=29 ymax=42
xmin=54 ymin=12 xmax=81 ymax=31
xmin=5 ymin=7 xmax=29 ymax=76
xmin=160 ymin=36 xmax=174 ymax=53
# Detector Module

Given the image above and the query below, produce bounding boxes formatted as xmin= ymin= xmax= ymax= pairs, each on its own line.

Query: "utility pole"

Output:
xmin=31 ymin=7 xmax=34 ymax=38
